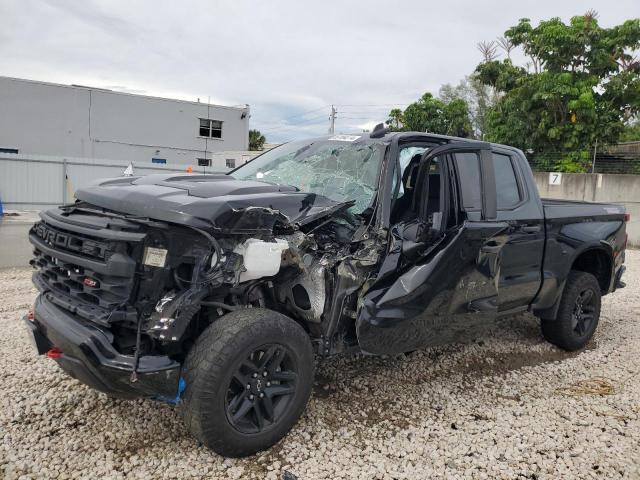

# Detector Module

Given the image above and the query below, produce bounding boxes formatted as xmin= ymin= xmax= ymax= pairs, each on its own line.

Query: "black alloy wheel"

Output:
xmin=226 ymin=344 xmax=298 ymax=434
xmin=181 ymin=308 xmax=314 ymax=457
xmin=571 ymin=288 xmax=597 ymax=336
xmin=541 ymin=270 xmax=602 ymax=351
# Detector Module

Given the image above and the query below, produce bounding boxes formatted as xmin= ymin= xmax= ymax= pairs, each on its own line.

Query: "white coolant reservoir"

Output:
xmin=234 ymin=238 xmax=289 ymax=283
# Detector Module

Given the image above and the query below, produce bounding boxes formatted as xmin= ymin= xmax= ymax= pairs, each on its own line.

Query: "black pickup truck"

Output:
xmin=25 ymin=127 xmax=628 ymax=456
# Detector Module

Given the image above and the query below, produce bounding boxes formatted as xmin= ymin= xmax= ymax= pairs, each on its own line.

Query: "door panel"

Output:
xmin=489 ymin=150 xmax=545 ymax=311
xmin=356 ymin=220 xmax=508 ymax=354
xmin=493 ymin=220 xmax=545 ymax=311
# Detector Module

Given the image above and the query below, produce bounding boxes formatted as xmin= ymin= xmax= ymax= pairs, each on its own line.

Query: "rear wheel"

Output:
xmin=181 ymin=308 xmax=314 ymax=457
xmin=541 ymin=270 xmax=601 ymax=351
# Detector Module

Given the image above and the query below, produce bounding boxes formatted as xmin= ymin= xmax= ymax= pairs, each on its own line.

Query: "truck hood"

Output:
xmin=73 ymin=173 xmax=352 ymax=234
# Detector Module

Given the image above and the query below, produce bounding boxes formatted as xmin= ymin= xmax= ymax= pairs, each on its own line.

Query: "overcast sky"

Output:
xmin=1 ymin=0 xmax=638 ymax=143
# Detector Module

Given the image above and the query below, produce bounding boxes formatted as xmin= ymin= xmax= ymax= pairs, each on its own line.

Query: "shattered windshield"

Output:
xmin=231 ymin=138 xmax=384 ymax=214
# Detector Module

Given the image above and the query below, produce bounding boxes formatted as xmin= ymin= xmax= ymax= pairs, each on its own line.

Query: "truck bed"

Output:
xmin=542 ymin=198 xmax=626 ymax=221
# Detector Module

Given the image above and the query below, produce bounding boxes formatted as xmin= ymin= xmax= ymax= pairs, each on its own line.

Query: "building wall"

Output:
xmin=533 ymin=172 xmax=639 ymax=248
xmin=0 ymin=76 xmax=250 ymax=166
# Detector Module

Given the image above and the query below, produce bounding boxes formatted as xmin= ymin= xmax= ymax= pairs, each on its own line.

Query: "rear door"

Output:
xmin=356 ymin=143 xmax=510 ymax=355
xmin=487 ymin=148 xmax=545 ymax=312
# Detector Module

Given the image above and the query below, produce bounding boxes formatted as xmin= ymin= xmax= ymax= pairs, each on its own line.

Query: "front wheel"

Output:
xmin=181 ymin=308 xmax=314 ymax=457
xmin=541 ymin=270 xmax=601 ymax=351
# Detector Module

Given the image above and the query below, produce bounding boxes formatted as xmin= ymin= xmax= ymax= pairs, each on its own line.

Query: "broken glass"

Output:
xmin=232 ymin=139 xmax=384 ymax=214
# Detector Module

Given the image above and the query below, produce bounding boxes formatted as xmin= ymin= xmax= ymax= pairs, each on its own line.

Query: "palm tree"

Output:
xmin=386 ymin=109 xmax=405 ymax=131
xmin=249 ymin=129 xmax=266 ymax=151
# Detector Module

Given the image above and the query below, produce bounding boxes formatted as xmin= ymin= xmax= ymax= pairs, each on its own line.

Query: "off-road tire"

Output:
xmin=541 ymin=271 xmax=601 ymax=351
xmin=181 ymin=308 xmax=314 ymax=457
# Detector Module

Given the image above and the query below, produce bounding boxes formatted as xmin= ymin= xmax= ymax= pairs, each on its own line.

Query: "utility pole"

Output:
xmin=329 ymin=105 xmax=337 ymax=134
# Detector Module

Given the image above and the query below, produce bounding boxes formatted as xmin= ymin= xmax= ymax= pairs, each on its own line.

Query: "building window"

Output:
xmin=226 ymin=159 xmax=236 ymax=169
xmin=152 ymin=158 xmax=166 ymax=164
xmin=198 ymin=158 xmax=211 ymax=167
xmin=0 ymin=148 xmax=19 ymax=154
xmin=199 ymin=119 xmax=223 ymax=138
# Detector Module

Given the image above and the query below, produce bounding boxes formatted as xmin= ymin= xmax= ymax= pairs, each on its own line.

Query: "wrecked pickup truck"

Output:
xmin=25 ymin=126 xmax=628 ymax=456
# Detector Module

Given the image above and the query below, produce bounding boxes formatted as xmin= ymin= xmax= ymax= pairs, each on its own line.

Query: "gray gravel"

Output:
xmin=1 ymin=251 xmax=639 ymax=479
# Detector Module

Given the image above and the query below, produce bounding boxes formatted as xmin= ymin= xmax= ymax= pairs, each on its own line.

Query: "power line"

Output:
xmin=336 ymin=103 xmax=410 ymax=108
xmin=339 ymin=116 xmax=385 ymax=120
xmin=258 ymin=103 xmax=409 ymax=135
xmin=278 ymin=105 xmax=330 ymax=122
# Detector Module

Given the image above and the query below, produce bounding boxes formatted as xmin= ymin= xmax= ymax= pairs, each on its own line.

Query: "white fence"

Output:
xmin=0 ymin=154 xmax=235 ymax=210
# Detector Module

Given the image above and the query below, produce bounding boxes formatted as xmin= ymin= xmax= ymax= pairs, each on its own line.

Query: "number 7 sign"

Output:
xmin=549 ymin=172 xmax=562 ymax=185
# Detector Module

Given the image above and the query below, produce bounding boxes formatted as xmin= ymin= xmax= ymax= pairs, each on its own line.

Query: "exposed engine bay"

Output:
xmin=140 ymin=206 xmax=383 ymax=359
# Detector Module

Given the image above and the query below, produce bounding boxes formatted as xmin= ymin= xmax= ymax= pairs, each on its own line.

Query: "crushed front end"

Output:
xmin=26 ymin=193 xmax=383 ymax=400
xmin=26 ymin=206 xmax=193 ymax=399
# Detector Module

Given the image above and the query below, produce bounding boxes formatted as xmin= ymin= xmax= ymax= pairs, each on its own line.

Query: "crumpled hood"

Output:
xmin=73 ymin=173 xmax=348 ymax=234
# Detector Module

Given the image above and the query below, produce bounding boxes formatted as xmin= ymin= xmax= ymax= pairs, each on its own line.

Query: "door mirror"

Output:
xmin=398 ymin=219 xmax=426 ymax=257
xmin=398 ymin=218 xmax=444 ymax=258
xmin=400 ymin=220 xmax=426 ymax=242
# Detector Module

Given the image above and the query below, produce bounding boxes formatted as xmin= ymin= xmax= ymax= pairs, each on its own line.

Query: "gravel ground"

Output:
xmin=1 ymin=251 xmax=639 ymax=480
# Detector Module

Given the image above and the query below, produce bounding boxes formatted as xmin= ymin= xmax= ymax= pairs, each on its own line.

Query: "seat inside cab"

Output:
xmin=391 ymin=149 xmax=441 ymax=224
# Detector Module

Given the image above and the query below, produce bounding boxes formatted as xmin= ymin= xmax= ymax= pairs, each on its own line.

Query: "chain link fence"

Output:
xmin=527 ymin=142 xmax=640 ymax=174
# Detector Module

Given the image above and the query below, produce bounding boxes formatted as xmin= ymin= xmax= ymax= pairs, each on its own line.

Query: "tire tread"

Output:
xmin=180 ymin=308 xmax=313 ymax=457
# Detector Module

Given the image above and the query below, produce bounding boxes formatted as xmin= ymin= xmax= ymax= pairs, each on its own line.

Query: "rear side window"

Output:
xmin=491 ymin=153 xmax=521 ymax=208
xmin=454 ymin=152 xmax=482 ymax=210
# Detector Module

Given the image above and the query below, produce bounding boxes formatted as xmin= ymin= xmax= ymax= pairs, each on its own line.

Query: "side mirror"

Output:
xmin=399 ymin=219 xmax=433 ymax=258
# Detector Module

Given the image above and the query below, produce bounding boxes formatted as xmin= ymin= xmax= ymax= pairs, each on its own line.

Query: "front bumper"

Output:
xmin=26 ymin=294 xmax=181 ymax=399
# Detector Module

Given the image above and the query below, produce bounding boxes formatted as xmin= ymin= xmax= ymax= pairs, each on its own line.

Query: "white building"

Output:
xmin=0 ymin=76 xmax=251 ymax=170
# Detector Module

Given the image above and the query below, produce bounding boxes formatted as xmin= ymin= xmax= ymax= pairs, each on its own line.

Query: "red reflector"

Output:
xmin=47 ymin=348 xmax=63 ymax=359
xmin=27 ymin=310 xmax=34 ymax=321
xmin=83 ymin=277 xmax=98 ymax=288
xmin=623 ymin=213 xmax=630 ymax=222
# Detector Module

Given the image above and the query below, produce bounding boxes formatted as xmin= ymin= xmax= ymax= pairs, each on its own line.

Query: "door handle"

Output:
xmin=520 ymin=225 xmax=541 ymax=234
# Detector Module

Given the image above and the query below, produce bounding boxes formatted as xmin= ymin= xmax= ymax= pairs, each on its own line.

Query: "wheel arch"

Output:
xmin=570 ymin=246 xmax=613 ymax=294
xmin=534 ymin=243 xmax=613 ymax=321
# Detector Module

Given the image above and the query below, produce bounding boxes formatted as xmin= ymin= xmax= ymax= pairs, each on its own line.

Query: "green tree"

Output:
xmin=396 ymin=92 xmax=472 ymax=137
xmin=248 ymin=129 xmax=266 ymax=151
xmin=476 ymin=12 xmax=640 ymax=171
xmin=439 ymin=76 xmax=496 ymax=139
xmin=620 ymin=121 xmax=640 ymax=142
xmin=386 ymin=108 xmax=405 ymax=131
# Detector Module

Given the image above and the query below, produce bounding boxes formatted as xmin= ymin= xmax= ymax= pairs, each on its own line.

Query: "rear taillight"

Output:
xmin=623 ymin=212 xmax=630 ymax=222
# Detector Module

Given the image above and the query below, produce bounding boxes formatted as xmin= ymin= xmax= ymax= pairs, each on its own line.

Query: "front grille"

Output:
xmin=33 ymin=222 xmax=110 ymax=261
xmin=30 ymin=220 xmax=139 ymax=325
xmin=33 ymin=253 xmax=129 ymax=308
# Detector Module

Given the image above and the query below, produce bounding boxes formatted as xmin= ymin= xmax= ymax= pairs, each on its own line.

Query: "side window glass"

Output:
xmin=454 ymin=152 xmax=482 ymax=210
xmin=491 ymin=153 xmax=521 ymax=208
